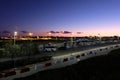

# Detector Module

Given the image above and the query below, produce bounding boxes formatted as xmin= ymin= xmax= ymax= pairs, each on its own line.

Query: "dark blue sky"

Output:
xmin=0 ymin=0 xmax=120 ymax=36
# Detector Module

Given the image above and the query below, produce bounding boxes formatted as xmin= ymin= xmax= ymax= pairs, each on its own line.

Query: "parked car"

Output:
xmin=44 ymin=46 xmax=57 ymax=52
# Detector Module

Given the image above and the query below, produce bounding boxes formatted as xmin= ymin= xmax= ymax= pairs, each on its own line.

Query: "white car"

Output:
xmin=44 ymin=46 xmax=57 ymax=52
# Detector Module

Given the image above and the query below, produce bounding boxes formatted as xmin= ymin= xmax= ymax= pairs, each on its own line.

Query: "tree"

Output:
xmin=4 ymin=43 xmax=21 ymax=67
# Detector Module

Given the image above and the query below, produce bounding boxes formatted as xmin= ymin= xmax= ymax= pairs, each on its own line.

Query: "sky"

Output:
xmin=0 ymin=0 xmax=120 ymax=36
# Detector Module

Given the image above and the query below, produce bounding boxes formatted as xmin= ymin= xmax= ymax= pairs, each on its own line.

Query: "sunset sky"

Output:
xmin=0 ymin=0 xmax=120 ymax=36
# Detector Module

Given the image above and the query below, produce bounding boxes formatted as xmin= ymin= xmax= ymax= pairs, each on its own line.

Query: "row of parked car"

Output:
xmin=38 ymin=42 xmax=72 ymax=52
xmin=38 ymin=41 xmax=99 ymax=52
xmin=38 ymin=43 xmax=58 ymax=52
xmin=38 ymin=39 xmax=119 ymax=52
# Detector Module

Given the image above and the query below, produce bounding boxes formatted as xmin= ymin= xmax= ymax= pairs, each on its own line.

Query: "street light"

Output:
xmin=14 ymin=31 xmax=17 ymax=45
xmin=29 ymin=32 xmax=33 ymax=36
xmin=70 ymin=32 xmax=74 ymax=47
xmin=28 ymin=32 xmax=33 ymax=60
xmin=48 ymin=32 xmax=51 ymax=39
xmin=28 ymin=32 xmax=33 ymax=41
xmin=98 ymin=33 xmax=101 ymax=43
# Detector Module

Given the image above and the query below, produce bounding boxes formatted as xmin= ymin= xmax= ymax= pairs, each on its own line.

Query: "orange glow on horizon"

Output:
xmin=34 ymin=32 xmax=120 ymax=37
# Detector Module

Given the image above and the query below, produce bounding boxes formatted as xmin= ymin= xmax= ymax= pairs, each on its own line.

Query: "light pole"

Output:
xmin=13 ymin=31 xmax=17 ymax=68
xmin=14 ymin=31 xmax=17 ymax=46
xmin=98 ymin=33 xmax=101 ymax=44
xmin=28 ymin=32 xmax=33 ymax=41
xmin=70 ymin=32 xmax=74 ymax=47
xmin=48 ymin=32 xmax=51 ymax=39
xmin=29 ymin=32 xmax=33 ymax=37
xmin=28 ymin=32 xmax=33 ymax=61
